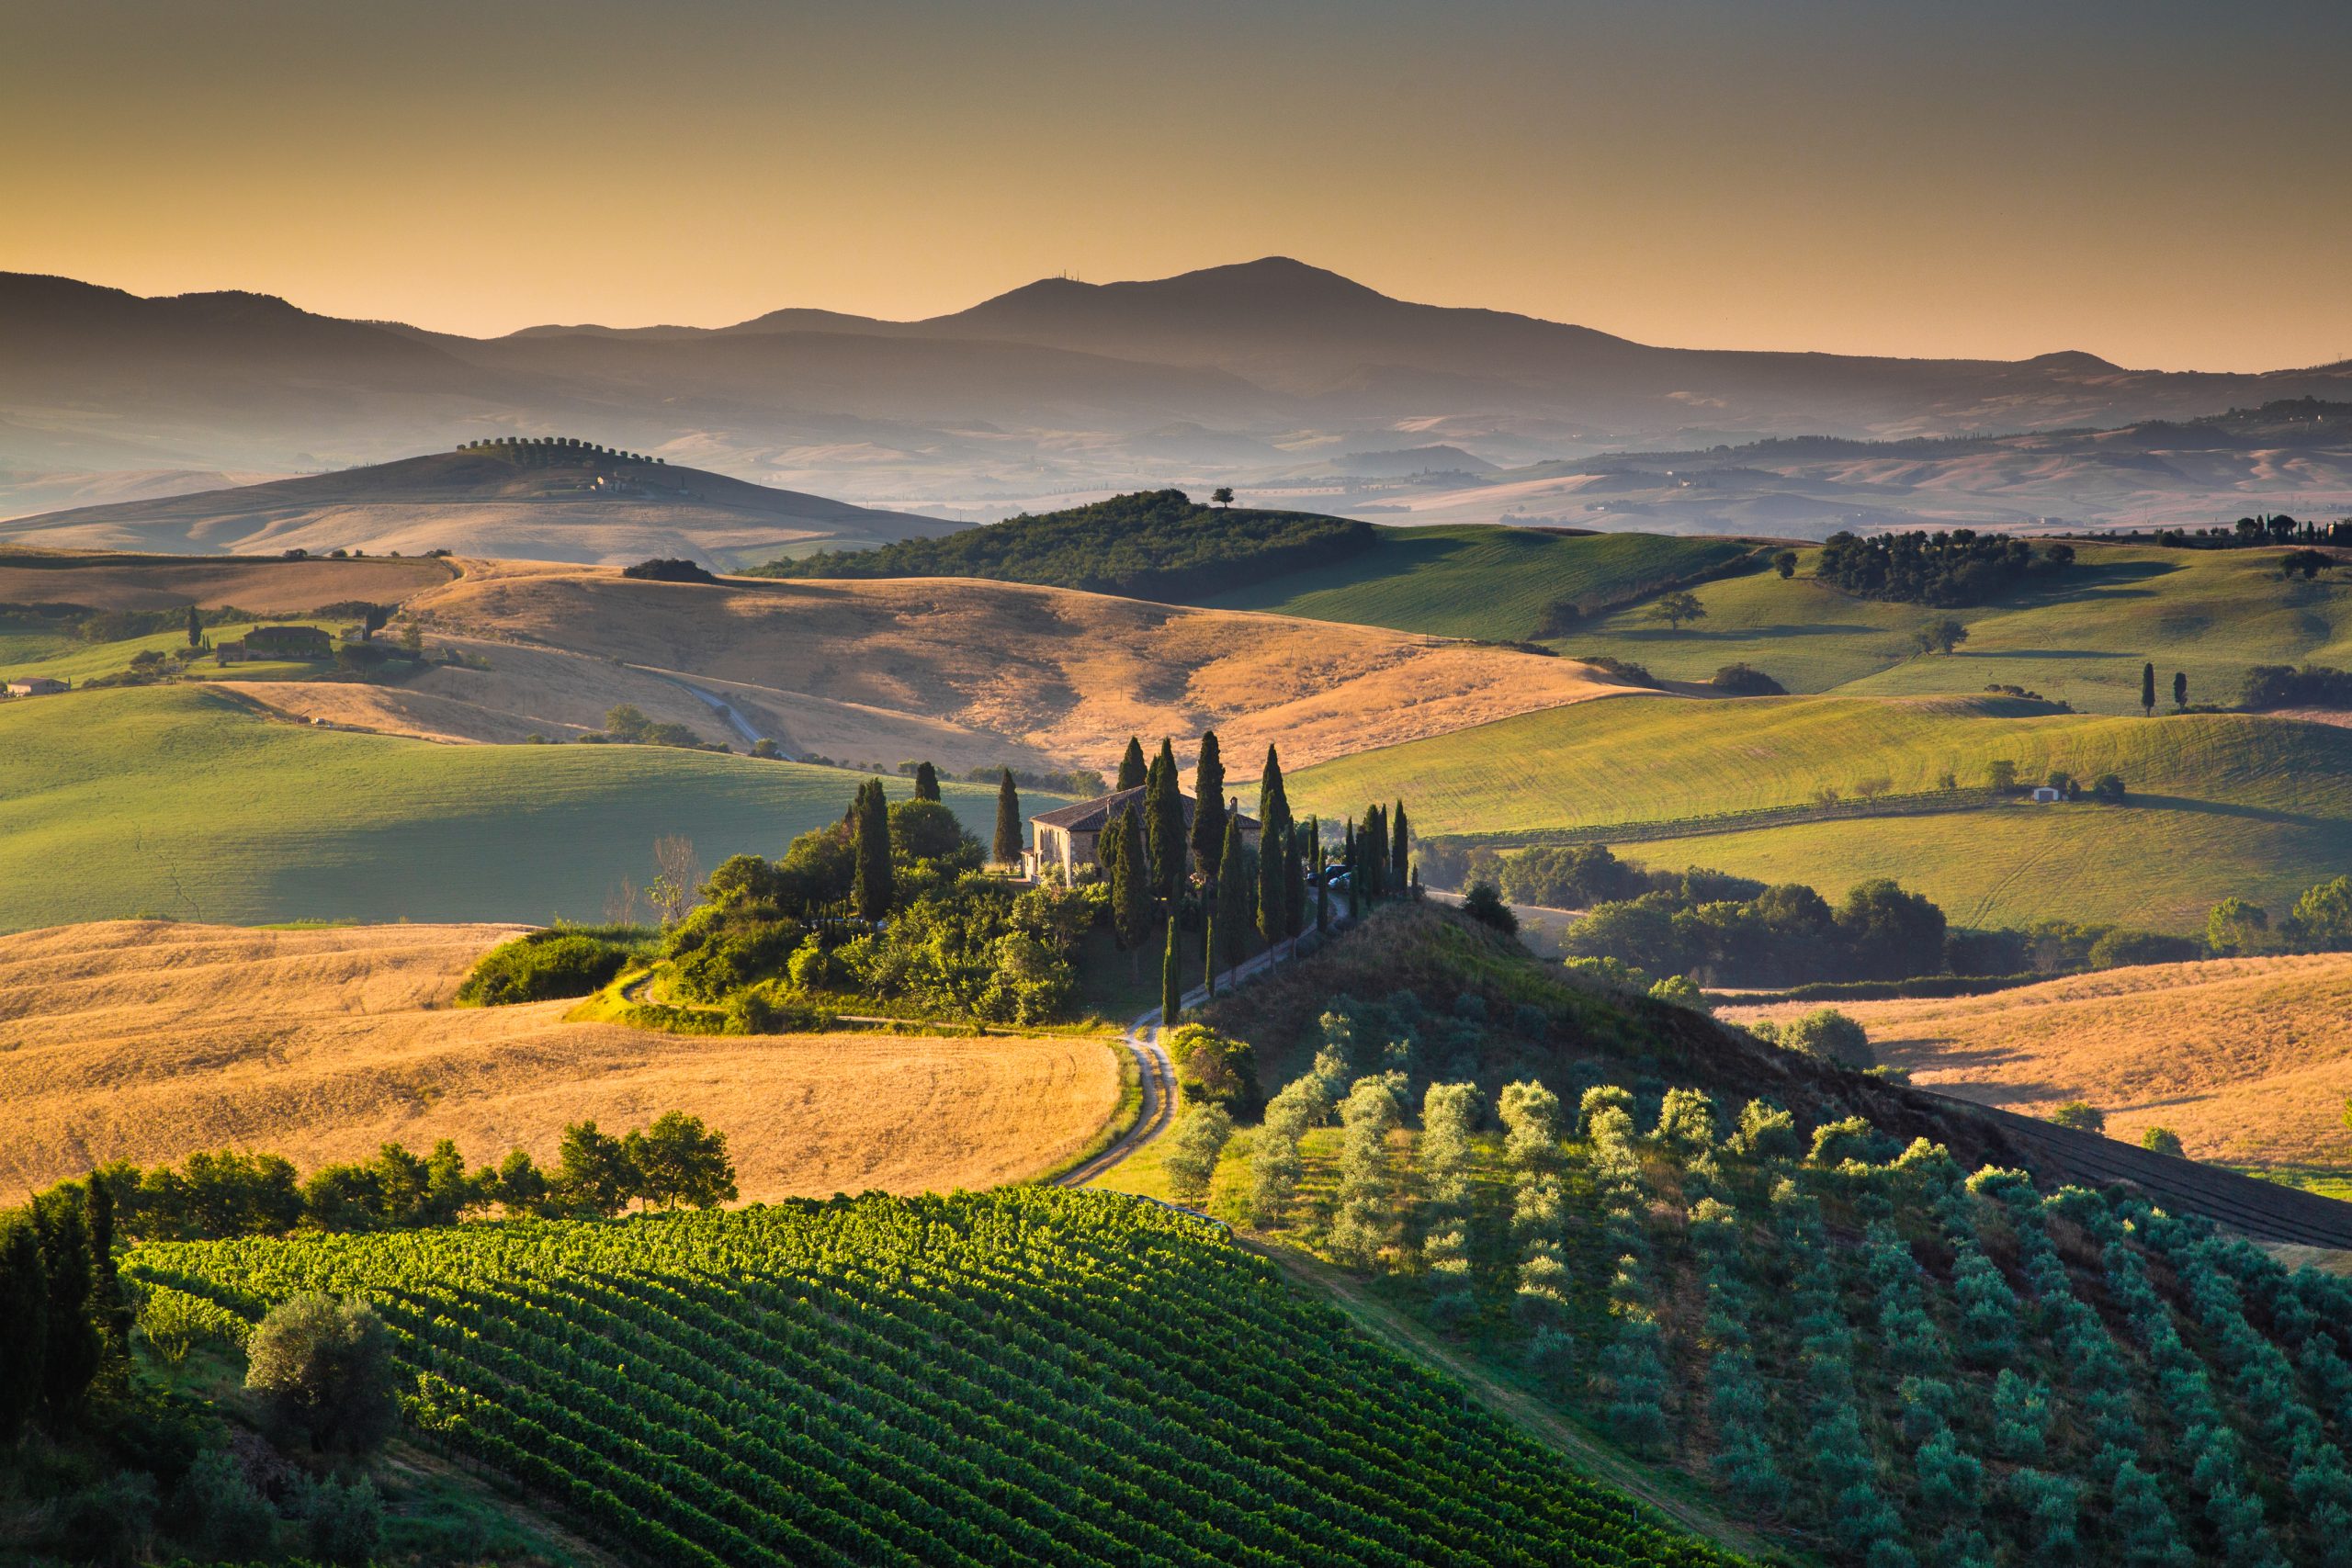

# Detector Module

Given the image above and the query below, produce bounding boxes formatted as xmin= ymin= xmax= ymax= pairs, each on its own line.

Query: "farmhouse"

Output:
xmin=1026 ymin=786 xmax=1259 ymax=881
xmin=6 ymin=676 xmax=68 ymax=696
xmin=219 ymin=625 xmax=333 ymax=663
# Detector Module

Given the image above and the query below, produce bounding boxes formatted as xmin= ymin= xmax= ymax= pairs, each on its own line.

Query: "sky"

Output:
xmin=6 ymin=0 xmax=2349 ymax=370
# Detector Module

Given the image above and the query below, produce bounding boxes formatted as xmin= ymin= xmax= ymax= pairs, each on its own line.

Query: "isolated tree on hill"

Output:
xmin=1145 ymin=741 xmax=1186 ymax=899
xmin=1773 ymin=549 xmax=1799 ymax=579
xmin=1390 ymin=800 xmax=1410 ymax=887
xmin=1117 ymin=736 xmax=1148 ymax=791
xmin=852 ymin=780 xmax=894 ymax=921
xmin=2174 ymin=670 xmax=2188 ymax=710
xmin=1212 ymin=486 xmax=1235 ymax=508
xmin=912 ymin=761 xmax=941 ymax=801
xmin=185 ymin=604 xmax=202 ymax=649
xmin=1191 ymin=730 xmax=1226 ymax=880
xmin=1106 ymin=807 xmax=1152 ymax=969
xmin=992 ymin=769 xmax=1022 ymax=866
xmin=2141 ymin=662 xmax=2156 ymax=717
xmin=1216 ymin=816 xmax=1253 ymax=969
xmin=1916 ymin=617 xmax=1968 ymax=656
xmin=1650 ymin=590 xmax=1706 ymax=632
xmin=1161 ymin=914 xmax=1182 ymax=1024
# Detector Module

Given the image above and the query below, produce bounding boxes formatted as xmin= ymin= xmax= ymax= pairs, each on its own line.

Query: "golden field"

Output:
xmin=1722 ymin=953 xmax=2352 ymax=1170
xmin=0 ymin=919 xmax=1121 ymax=1200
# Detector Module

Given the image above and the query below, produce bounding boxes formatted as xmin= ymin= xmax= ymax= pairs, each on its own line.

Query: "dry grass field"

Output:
xmin=1721 ymin=953 xmax=2352 ymax=1171
xmin=0 ymin=919 xmax=1122 ymax=1200
xmin=0 ymin=548 xmax=452 ymax=612
xmin=357 ymin=559 xmax=1624 ymax=773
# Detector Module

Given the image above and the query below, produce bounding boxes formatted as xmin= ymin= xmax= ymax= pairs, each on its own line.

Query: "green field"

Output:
xmin=1292 ymin=693 xmax=2352 ymax=931
xmin=1561 ymin=544 xmax=2352 ymax=715
xmin=0 ymin=685 xmax=1062 ymax=930
xmin=127 ymin=1190 xmax=1740 ymax=1568
xmin=0 ymin=618 xmax=344 ymax=686
xmin=1197 ymin=525 xmax=1754 ymax=642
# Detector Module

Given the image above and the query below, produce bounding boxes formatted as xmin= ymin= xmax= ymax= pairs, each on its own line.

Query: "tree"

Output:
xmin=2141 ymin=1126 xmax=2186 ymax=1156
xmin=244 ymin=1293 xmax=399 ymax=1454
xmin=2141 ymin=661 xmax=2156 ymax=716
xmin=1773 ymin=549 xmax=1799 ymax=579
xmin=1216 ymin=816 xmax=1253 ymax=969
xmin=1145 ymin=739 xmax=1186 ymax=900
xmin=1106 ymin=806 xmax=1152 ymax=965
xmin=31 ymin=1198 xmax=100 ymax=1421
xmin=1777 ymin=1008 xmax=1873 ymax=1068
xmin=1987 ymin=759 xmax=2018 ymax=792
xmin=852 ymin=779 xmax=893 ymax=921
xmin=2090 ymin=772 xmax=2126 ymax=803
xmin=1650 ymin=590 xmax=1706 ymax=631
xmin=2207 ymin=896 xmax=2268 ymax=953
xmin=1191 ymin=731 xmax=1226 ymax=878
xmin=1160 ymin=914 xmax=1182 ymax=1024
xmin=1329 ymin=1077 xmax=1403 ymax=1267
xmin=911 ymin=760 xmax=940 ymax=802
xmin=550 ymin=1121 xmax=636 ymax=1217
xmin=1915 ymin=617 xmax=1969 ymax=655
xmin=1461 ymin=882 xmax=1518 ymax=933
xmin=1117 ymin=736 xmax=1148 ymax=791
xmin=651 ymin=834 xmax=702 ymax=927
xmin=2297 ymin=874 xmax=2352 ymax=948
xmin=0 ymin=1218 xmax=44 ymax=1441
xmin=2048 ymin=1101 xmax=2106 ymax=1134
xmin=623 ymin=1112 xmax=738 ymax=1210
xmin=185 ymin=604 xmax=202 ymax=649
xmin=2174 ymin=670 xmax=2188 ymax=710
xmin=1257 ymin=744 xmax=1289 ymax=843
xmin=991 ymin=769 xmax=1023 ymax=866
xmin=1163 ymin=1104 xmax=1234 ymax=1206
xmin=1360 ymin=806 xmax=1386 ymax=899
xmin=1252 ymin=818 xmax=1285 ymax=952
xmin=1390 ymin=801 xmax=1410 ymax=887
xmin=1212 ymin=486 xmax=1235 ymax=509
xmin=1283 ymin=817 xmax=1306 ymax=937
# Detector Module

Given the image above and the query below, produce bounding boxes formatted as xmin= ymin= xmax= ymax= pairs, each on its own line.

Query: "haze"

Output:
xmin=7 ymin=0 xmax=2350 ymax=369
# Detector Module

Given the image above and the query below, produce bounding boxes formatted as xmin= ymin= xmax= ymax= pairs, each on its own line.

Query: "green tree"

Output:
xmin=1390 ymin=800 xmax=1410 ymax=887
xmin=31 ymin=1198 xmax=100 ymax=1421
xmin=911 ymin=760 xmax=941 ymax=801
xmin=1256 ymin=743 xmax=1289 ymax=844
xmin=1773 ymin=549 xmax=1799 ymax=579
xmin=1329 ymin=1077 xmax=1403 ymax=1267
xmin=1987 ymin=759 xmax=2018 ymax=792
xmin=2048 ymin=1101 xmax=2105 ymax=1134
xmin=1160 ymin=914 xmax=1182 ymax=1024
xmin=1145 ymin=740 xmax=1186 ymax=900
xmin=2207 ymin=896 xmax=2269 ymax=953
xmin=1650 ymin=590 xmax=1706 ymax=631
xmin=1117 ymin=736 xmax=1147 ymax=791
xmin=85 ymin=1177 xmax=128 ymax=1350
xmin=1915 ymin=616 xmax=1969 ymax=655
xmin=991 ymin=768 xmax=1023 ymax=866
xmin=1256 ymin=817 xmax=1286 ymax=951
xmin=2174 ymin=670 xmax=2188 ymax=710
xmin=1106 ymin=806 xmax=1152 ymax=964
xmin=244 ymin=1293 xmax=399 ymax=1454
xmin=624 ymin=1112 xmax=738 ymax=1210
xmin=0 ymin=1218 xmax=45 ymax=1441
xmin=1211 ymin=486 xmax=1235 ymax=508
xmin=852 ymin=779 xmax=894 ymax=921
xmin=2141 ymin=661 xmax=2156 ymax=716
xmin=1361 ymin=805 xmax=1386 ymax=898
xmin=1163 ymin=1104 xmax=1234 ymax=1206
xmin=2293 ymin=874 xmax=2352 ymax=947
xmin=1191 ymin=730 xmax=1226 ymax=879
xmin=1283 ymin=817 xmax=1307 ymax=937
xmin=1216 ymin=816 xmax=1253 ymax=970
xmin=185 ymin=604 xmax=202 ymax=649
xmin=550 ymin=1121 xmax=636 ymax=1217
xmin=2141 ymin=1125 xmax=2186 ymax=1156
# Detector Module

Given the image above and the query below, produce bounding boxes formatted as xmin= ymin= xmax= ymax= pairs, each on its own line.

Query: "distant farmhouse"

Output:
xmin=1026 ymin=785 xmax=1259 ymax=881
xmin=218 ymin=625 xmax=333 ymax=663
xmin=6 ymin=676 xmax=68 ymax=696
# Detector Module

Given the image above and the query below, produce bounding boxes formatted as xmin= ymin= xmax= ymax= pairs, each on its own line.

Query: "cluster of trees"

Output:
xmin=581 ymin=703 xmax=724 ymax=750
xmin=619 ymin=557 xmax=718 ymax=583
xmin=2206 ymin=874 xmax=2352 ymax=955
xmin=962 ymin=761 xmax=1105 ymax=798
xmin=458 ymin=435 xmax=667 ymax=466
xmin=750 ymin=490 xmax=1376 ymax=600
xmin=1563 ymin=863 xmax=1949 ymax=987
xmin=2101 ymin=513 xmax=2352 ymax=549
xmin=1815 ymin=529 xmax=2073 ymax=605
xmin=2241 ymin=662 xmax=2352 ymax=710
xmin=94 ymin=1116 xmax=737 ymax=1240
xmin=458 ymin=923 xmax=650 ymax=1004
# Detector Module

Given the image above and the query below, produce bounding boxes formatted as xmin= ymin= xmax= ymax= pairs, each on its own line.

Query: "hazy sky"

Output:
xmin=7 ymin=0 xmax=2349 ymax=368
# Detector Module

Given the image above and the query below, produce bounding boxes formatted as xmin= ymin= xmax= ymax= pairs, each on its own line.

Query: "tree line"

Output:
xmin=1815 ymin=528 xmax=2074 ymax=606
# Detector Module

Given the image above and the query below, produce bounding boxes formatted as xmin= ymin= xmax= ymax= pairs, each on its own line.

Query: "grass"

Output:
xmin=0 ymin=918 xmax=1124 ymax=1197
xmin=0 ymin=619 xmax=344 ymax=687
xmin=1719 ymin=952 xmax=2352 ymax=1176
xmin=0 ymin=683 xmax=1071 ymax=930
xmin=1561 ymin=544 xmax=2352 ymax=715
xmin=1291 ymin=693 xmax=2352 ymax=931
xmin=1197 ymin=525 xmax=1754 ymax=642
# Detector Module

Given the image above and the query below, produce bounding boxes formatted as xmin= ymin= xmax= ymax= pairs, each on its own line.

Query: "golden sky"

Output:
xmin=6 ymin=0 xmax=2348 ymax=370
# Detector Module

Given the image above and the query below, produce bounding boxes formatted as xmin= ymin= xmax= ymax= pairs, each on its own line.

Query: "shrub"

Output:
xmin=1164 ymin=1024 xmax=1261 ymax=1111
xmin=1162 ymin=1104 xmax=1235 ymax=1207
xmin=2085 ymin=927 xmax=2201 ymax=968
xmin=1730 ymin=1100 xmax=1802 ymax=1160
xmin=1458 ymin=882 xmax=1518 ymax=933
xmin=171 ymin=1450 xmax=276 ymax=1558
xmin=458 ymin=930 xmax=638 ymax=1005
xmin=2048 ymin=1101 xmax=2106 ymax=1134
xmin=1808 ymin=1117 xmax=1876 ymax=1166
xmin=244 ymin=1294 xmax=399 ymax=1454
xmin=298 ymin=1474 xmax=384 ymax=1564
xmin=1709 ymin=662 xmax=1786 ymax=695
xmin=621 ymin=558 xmax=718 ymax=583
xmin=2141 ymin=1125 xmax=2186 ymax=1157
xmin=1777 ymin=1008 xmax=1873 ymax=1069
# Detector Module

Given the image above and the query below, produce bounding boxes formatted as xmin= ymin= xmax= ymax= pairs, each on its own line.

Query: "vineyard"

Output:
xmin=125 ymin=1189 xmax=1745 ymax=1568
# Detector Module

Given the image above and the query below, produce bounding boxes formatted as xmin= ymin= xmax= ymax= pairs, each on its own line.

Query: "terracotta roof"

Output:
xmin=1031 ymin=786 xmax=1261 ymax=834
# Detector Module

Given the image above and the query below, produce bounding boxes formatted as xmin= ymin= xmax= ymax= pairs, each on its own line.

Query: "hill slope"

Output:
xmin=0 ymin=919 xmax=1118 ymax=1197
xmin=0 ymin=446 xmax=956 ymax=568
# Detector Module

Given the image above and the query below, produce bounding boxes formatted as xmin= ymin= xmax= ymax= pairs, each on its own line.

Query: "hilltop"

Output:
xmin=0 ymin=440 xmax=956 ymax=567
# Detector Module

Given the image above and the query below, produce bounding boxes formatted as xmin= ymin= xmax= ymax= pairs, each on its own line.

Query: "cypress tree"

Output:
xmin=1204 ymin=917 xmax=1217 ymax=998
xmin=1217 ymin=816 xmax=1252 ymax=970
xmin=2141 ymin=662 xmax=2155 ymax=717
xmin=1146 ymin=739 xmax=1186 ymax=900
xmin=1117 ymin=736 xmax=1148 ymax=791
xmin=1257 ymin=815 xmax=1286 ymax=949
xmin=0 ymin=1218 xmax=45 ymax=1441
xmin=852 ymin=780 xmax=894 ymax=921
xmin=991 ymin=769 xmax=1023 ymax=867
xmin=1258 ymin=744 xmax=1289 ymax=836
xmin=2174 ymin=670 xmax=2188 ymax=710
xmin=1313 ymin=818 xmax=1330 ymax=933
xmin=1284 ymin=818 xmax=1307 ymax=938
xmin=912 ymin=761 xmax=941 ymax=801
xmin=1191 ymin=731 xmax=1226 ymax=880
xmin=1391 ymin=801 xmax=1410 ymax=887
xmin=32 ymin=1201 xmax=99 ymax=1420
xmin=1107 ymin=807 xmax=1151 ymax=967
xmin=185 ymin=604 xmax=201 ymax=649
xmin=1362 ymin=806 xmax=1386 ymax=897
xmin=1161 ymin=912 xmax=1182 ymax=1024
xmin=85 ymin=1178 xmax=127 ymax=1350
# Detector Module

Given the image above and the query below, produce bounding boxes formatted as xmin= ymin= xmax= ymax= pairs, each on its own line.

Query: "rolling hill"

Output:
xmin=0 ymin=919 xmax=1119 ymax=1199
xmin=1721 ymin=953 xmax=2352 ymax=1177
xmin=0 ymin=445 xmax=956 ymax=567
xmin=1290 ymin=693 xmax=2352 ymax=931
xmin=10 ymin=261 xmax=2352 ymax=518
xmin=0 ymin=683 xmax=1067 ymax=930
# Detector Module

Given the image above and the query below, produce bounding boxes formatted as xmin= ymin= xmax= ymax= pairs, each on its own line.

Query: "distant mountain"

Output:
xmin=6 ymin=261 xmax=2351 ymax=523
xmin=0 ymin=442 xmax=956 ymax=567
